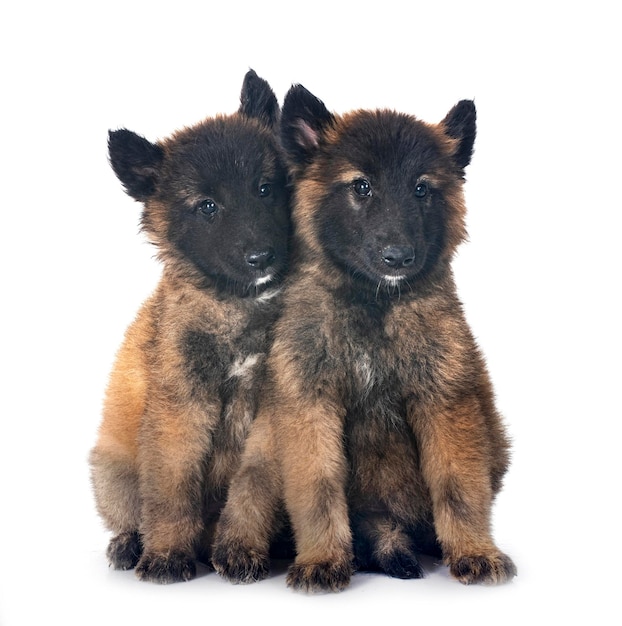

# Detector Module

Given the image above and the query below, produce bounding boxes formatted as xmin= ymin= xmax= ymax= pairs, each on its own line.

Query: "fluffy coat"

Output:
xmin=212 ymin=84 xmax=516 ymax=591
xmin=89 ymin=70 xmax=290 ymax=583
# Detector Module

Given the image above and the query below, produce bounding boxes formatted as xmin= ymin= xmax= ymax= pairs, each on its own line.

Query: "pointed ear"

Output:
xmin=280 ymin=84 xmax=335 ymax=167
xmin=239 ymin=69 xmax=279 ymax=127
xmin=441 ymin=100 xmax=477 ymax=170
xmin=108 ymin=129 xmax=164 ymax=201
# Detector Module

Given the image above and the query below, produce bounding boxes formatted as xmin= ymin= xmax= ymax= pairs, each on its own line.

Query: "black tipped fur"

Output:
xmin=280 ymin=84 xmax=335 ymax=167
xmin=239 ymin=69 xmax=279 ymax=127
xmin=107 ymin=531 xmax=143 ymax=570
xmin=286 ymin=561 xmax=353 ymax=593
xmin=211 ymin=541 xmax=270 ymax=584
xmin=135 ymin=551 xmax=197 ymax=584
xmin=441 ymin=100 xmax=477 ymax=170
xmin=380 ymin=551 xmax=425 ymax=580
xmin=108 ymin=129 xmax=164 ymax=201
xmin=210 ymin=86 xmax=514 ymax=593
xmin=91 ymin=71 xmax=291 ymax=587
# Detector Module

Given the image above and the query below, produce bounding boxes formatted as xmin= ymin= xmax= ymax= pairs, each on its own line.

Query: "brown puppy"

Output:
xmin=212 ymin=85 xmax=516 ymax=591
xmin=89 ymin=70 xmax=290 ymax=584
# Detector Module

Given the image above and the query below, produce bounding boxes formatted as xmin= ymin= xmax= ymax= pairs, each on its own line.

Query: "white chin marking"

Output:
xmin=254 ymin=274 xmax=273 ymax=286
xmin=382 ymin=275 xmax=405 ymax=285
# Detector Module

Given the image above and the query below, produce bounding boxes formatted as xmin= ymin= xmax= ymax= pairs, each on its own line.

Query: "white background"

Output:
xmin=1 ymin=1 xmax=619 ymax=624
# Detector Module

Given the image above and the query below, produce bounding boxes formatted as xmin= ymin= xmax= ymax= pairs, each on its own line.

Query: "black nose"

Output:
xmin=381 ymin=245 xmax=415 ymax=268
xmin=245 ymin=247 xmax=276 ymax=271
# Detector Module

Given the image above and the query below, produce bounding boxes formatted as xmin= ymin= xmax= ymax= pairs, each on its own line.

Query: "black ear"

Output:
xmin=280 ymin=84 xmax=335 ymax=167
xmin=108 ymin=129 xmax=164 ymax=201
xmin=441 ymin=100 xmax=477 ymax=170
xmin=239 ymin=69 xmax=279 ymax=127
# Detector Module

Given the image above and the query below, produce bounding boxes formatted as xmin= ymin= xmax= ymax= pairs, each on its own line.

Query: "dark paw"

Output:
xmin=450 ymin=552 xmax=517 ymax=585
xmin=135 ymin=551 xmax=196 ymax=584
xmin=379 ymin=549 xmax=425 ymax=580
xmin=107 ymin=531 xmax=142 ymax=570
xmin=286 ymin=560 xmax=352 ymax=593
xmin=211 ymin=542 xmax=269 ymax=584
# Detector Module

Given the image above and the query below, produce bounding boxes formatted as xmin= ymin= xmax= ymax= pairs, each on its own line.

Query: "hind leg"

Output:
xmin=90 ymin=304 xmax=153 ymax=569
xmin=349 ymin=411 xmax=433 ymax=580
xmin=90 ymin=445 xmax=143 ymax=569
xmin=352 ymin=513 xmax=424 ymax=579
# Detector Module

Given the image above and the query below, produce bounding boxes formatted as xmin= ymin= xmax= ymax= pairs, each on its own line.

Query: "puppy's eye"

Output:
xmin=259 ymin=183 xmax=272 ymax=198
xmin=414 ymin=182 xmax=428 ymax=198
xmin=197 ymin=199 xmax=218 ymax=217
xmin=353 ymin=179 xmax=372 ymax=197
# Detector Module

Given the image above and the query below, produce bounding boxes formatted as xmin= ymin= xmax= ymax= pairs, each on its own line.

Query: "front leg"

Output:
xmin=212 ymin=408 xmax=281 ymax=584
xmin=412 ymin=395 xmax=516 ymax=585
xmin=135 ymin=400 xmax=218 ymax=584
xmin=279 ymin=399 xmax=353 ymax=592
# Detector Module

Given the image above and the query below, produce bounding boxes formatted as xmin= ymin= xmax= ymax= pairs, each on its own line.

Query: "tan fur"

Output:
xmin=212 ymin=93 xmax=515 ymax=591
xmin=90 ymin=71 xmax=290 ymax=583
xmin=90 ymin=274 xmax=274 ymax=570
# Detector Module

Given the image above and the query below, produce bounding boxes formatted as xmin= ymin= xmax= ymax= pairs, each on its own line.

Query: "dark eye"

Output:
xmin=414 ymin=182 xmax=428 ymax=198
xmin=197 ymin=199 xmax=218 ymax=217
xmin=259 ymin=183 xmax=272 ymax=198
xmin=353 ymin=178 xmax=372 ymax=197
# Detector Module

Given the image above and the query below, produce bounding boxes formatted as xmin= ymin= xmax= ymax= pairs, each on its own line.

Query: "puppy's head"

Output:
xmin=280 ymin=85 xmax=475 ymax=293
xmin=108 ymin=70 xmax=290 ymax=297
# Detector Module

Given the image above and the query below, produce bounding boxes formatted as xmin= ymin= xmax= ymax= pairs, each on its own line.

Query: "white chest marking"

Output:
xmin=228 ymin=353 xmax=261 ymax=379
xmin=254 ymin=287 xmax=282 ymax=303
xmin=355 ymin=352 xmax=375 ymax=395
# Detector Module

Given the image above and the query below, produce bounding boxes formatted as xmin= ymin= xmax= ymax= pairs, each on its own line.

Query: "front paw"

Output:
xmin=211 ymin=542 xmax=269 ymax=584
xmin=286 ymin=560 xmax=352 ymax=593
xmin=449 ymin=552 xmax=517 ymax=585
xmin=379 ymin=549 xmax=425 ymax=580
xmin=135 ymin=551 xmax=196 ymax=584
xmin=107 ymin=531 xmax=142 ymax=570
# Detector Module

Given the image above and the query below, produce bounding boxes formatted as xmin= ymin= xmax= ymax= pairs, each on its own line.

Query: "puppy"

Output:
xmin=89 ymin=70 xmax=290 ymax=584
xmin=212 ymin=84 xmax=516 ymax=592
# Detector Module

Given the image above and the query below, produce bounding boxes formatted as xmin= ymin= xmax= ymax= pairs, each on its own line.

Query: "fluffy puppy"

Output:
xmin=212 ymin=84 xmax=516 ymax=592
xmin=89 ymin=70 xmax=290 ymax=583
